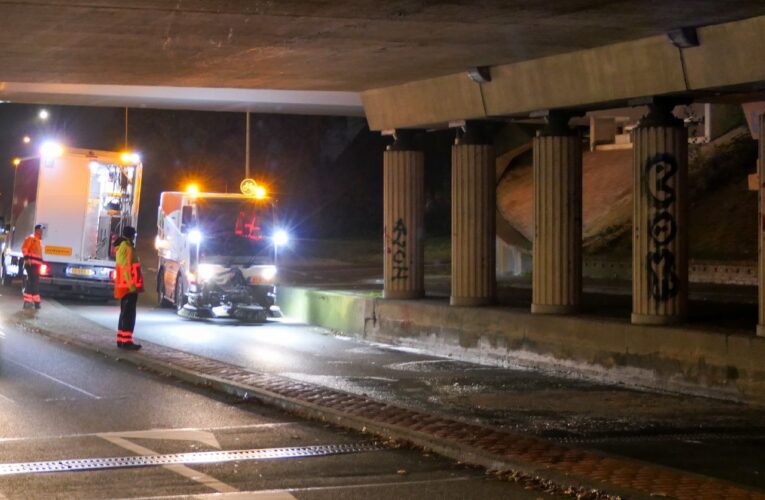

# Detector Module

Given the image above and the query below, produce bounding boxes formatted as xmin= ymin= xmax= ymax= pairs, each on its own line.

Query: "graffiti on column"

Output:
xmin=391 ymin=218 xmax=409 ymax=281
xmin=645 ymin=153 xmax=679 ymax=301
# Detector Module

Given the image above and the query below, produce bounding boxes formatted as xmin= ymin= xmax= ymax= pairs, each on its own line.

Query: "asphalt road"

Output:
xmin=63 ymin=293 xmax=765 ymax=492
xmin=0 ymin=302 xmax=552 ymax=499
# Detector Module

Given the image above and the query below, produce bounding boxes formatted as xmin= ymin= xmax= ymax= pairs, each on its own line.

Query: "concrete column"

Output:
xmin=383 ymin=132 xmax=425 ymax=300
xmin=758 ymin=113 xmax=765 ymax=336
xmin=451 ymin=124 xmax=496 ymax=306
xmin=532 ymin=116 xmax=582 ymax=314
xmin=632 ymin=102 xmax=688 ymax=325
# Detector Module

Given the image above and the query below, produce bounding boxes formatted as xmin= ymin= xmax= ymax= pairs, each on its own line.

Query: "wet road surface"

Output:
xmin=64 ymin=296 xmax=765 ymax=491
xmin=0 ymin=301 xmax=555 ymax=499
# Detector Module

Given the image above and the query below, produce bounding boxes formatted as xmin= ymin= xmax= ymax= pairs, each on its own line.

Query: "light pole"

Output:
xmin=245 ymin=111 xmax=251 ymax=179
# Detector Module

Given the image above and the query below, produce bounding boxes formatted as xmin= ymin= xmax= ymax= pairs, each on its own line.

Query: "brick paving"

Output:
xmin=12 ymin=302 xmax=765 ymax=500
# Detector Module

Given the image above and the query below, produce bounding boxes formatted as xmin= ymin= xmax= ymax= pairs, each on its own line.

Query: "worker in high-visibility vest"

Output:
xmin=114 ymin=226 xmax=143 ymax=350
xmin=21 ymin=224 xmax=44 ymax=309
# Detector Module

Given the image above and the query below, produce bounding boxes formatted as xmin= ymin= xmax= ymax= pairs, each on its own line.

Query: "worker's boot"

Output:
xmin=34 ymin=302 xmax=41 ymax=310
xmin=117 ymin=331 xmax=141 ymax=350
xmin=118 ymin=341 xmax=142 ymax=351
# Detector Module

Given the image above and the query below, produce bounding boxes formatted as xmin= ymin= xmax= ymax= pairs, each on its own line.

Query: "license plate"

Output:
xmin=69 ymin=267 xmax=94 ymax=276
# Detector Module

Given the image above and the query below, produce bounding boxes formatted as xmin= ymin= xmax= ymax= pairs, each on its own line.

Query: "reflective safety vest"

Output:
xmin=114 ymin=240 xmax=144 ymax=299
xmin=22 ymin=235 xmax=43 ymax=266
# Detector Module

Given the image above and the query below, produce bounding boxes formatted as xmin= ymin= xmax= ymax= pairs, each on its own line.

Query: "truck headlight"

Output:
xmin=198 ymin=263 xmax=220 ymax=281
xmin=273 ymin=230 xmax=289 ymax=247
xmin=260 ymin=266 xmax=277 ymax=280
xmin=189 ymin=230 xmax=202 ymax=245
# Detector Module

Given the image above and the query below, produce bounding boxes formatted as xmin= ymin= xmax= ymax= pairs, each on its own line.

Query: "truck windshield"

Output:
xmin=195 ymin=198 xmax=274 ymax=263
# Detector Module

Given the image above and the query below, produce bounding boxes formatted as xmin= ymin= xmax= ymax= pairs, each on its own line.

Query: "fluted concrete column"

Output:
xmin=758 ymin=113 xmax=765 ymax=336
xmin=451 ymin=124 xmax=496 ymax=306
xmin=383 ymin=132 xmax=424 ymax=299
xmin=532 ymin=117 xmax=582 ymax=314
xmin=632 ymin=102 xmax=688 ymax=325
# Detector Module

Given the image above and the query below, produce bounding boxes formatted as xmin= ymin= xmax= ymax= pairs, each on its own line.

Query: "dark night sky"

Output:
xmin=0 ymin=104 xmax=457 ymax=240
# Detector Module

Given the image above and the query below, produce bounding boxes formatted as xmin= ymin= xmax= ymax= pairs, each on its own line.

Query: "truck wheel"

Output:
xmin=157 ymin=270 xmax=172 ymax=308
xmin=174 ymin=276 xmax=187 ymax=313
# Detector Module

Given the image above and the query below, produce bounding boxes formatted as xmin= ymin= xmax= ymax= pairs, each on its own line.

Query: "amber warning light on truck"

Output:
xmin=240 ymin=178 xmax=268 ymax=199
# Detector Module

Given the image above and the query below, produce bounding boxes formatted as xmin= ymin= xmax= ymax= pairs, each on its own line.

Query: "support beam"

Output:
xmin=383 ymin=131 xmax=425 ymax=300
xmin=631 ymin=101 xmax=688 ymax=325
xmin=758 ymin=113 xmax=765 ymax=337
xmin=532 ymin=114 xmax=582 ymax=314
xmin=451 ymin=123 xmax=496 ymax=306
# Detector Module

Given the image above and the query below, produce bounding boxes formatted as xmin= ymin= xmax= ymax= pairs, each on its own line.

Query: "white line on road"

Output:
xmin=121 ymin=477 xmax=473 ymax=499
xmin=4 ymin=358 xmax=101 ymax=400
xmin=0 ymin=391 xmax=16 ymax=405
xmin=0 ymin=421 xmax=299 ymax=443
xmin=101 ymin=436 xmax=238 ymax=494
xmin=195 ymin=493 xmax=296 ymax=499
xmin=124 ymin=491 xmax=296 ymax=500
xmin=260 ymin=477 xmax=473 ymax=495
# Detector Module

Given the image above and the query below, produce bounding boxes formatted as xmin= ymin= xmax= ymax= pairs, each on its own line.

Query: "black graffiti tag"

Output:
xmin=646 ymin=249 xmax=679 ymax=302
xmin=649 ymin=211 xmax=676 ymax=246
xmin=644 ymin=153 xmax=679 ymax=302
xmin=646 ymin=155 xmax=677 ymax=208
xmin=391 ymin=218 xmax=409 ymax=281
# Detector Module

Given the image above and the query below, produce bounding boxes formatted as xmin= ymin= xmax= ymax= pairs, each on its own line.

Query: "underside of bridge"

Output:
xmin=1 ymin=1 xmax=765 ymax=120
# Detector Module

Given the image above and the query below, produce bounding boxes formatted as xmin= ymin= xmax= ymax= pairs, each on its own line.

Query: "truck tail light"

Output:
xmin=40 ymin=264 xmax=49 ymax=276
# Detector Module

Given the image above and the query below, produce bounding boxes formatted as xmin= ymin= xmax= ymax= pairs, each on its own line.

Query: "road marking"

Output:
xmin=0 ymin=443 xmax=380 ymax=477
xmin=193 ymin=492 xmax=296 ymax=499
xmin=126 ymin=492 xmax=297 ymax=499
xmin=4 ymin=358 xmax=101 ymax=399
xmin=106 ymin=429 xmax=221 ymax=449
xmin=0 ymin=391 xmax=16 ymax=405
xmin=0 ymin=421 xmax=299 ymax=443
xmin=101 ymin=436 xmax=238 ymax=494
xmin=122 ymin=477 xmax=472 ymax=499
xmin=261 ymin=477 xmax=472 ymax=494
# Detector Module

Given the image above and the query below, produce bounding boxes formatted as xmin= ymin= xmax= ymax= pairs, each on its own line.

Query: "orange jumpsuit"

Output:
xmin=21 ymin=234 xmax=43 ymax=306
xmin=114 ymin=239 xmax=143 ymax=345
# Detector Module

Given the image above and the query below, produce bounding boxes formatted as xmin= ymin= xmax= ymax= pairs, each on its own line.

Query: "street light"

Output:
xmin=22 ymin=136 xmax=31 ymax=144
xmin=38 ymin=109 xmax=49 ymax=121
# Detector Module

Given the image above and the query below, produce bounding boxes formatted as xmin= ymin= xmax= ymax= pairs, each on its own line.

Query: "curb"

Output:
xmin=12 ymin=302 xmax=765 ymax=500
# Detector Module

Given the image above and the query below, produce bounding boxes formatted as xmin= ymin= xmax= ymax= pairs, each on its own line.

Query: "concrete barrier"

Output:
xmin=277 ymin=286 xmax=374 ymax=334
xmin=278 ymin=286 xmax=765 ymax=405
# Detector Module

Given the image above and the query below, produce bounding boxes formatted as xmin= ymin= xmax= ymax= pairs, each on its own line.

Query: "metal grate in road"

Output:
xmin=0 ymin=442 xmax=381 ymax=476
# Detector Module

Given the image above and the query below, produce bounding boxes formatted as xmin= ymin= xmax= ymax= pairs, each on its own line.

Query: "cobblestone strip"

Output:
xmin=14 ymin=305 xmax=765 ymax=500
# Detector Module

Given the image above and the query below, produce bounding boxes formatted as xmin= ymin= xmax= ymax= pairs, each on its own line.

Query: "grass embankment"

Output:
xmin=589 ymin=129 xmax=758 ymax=261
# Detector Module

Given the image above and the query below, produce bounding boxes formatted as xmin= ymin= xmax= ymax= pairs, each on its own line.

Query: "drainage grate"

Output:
xmin=0 ymin=442 xmax=381 ymax=476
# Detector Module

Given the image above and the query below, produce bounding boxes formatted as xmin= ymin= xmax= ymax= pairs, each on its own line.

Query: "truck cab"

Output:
xmin=156 ymin=183 xmax=286 ymax=322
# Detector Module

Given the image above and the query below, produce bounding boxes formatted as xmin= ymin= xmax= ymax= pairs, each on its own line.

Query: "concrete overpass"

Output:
xmin=4 ymin=3 xmax=765 ymax=337
xmin=2 ymin=1 xmax=765 ymax=119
